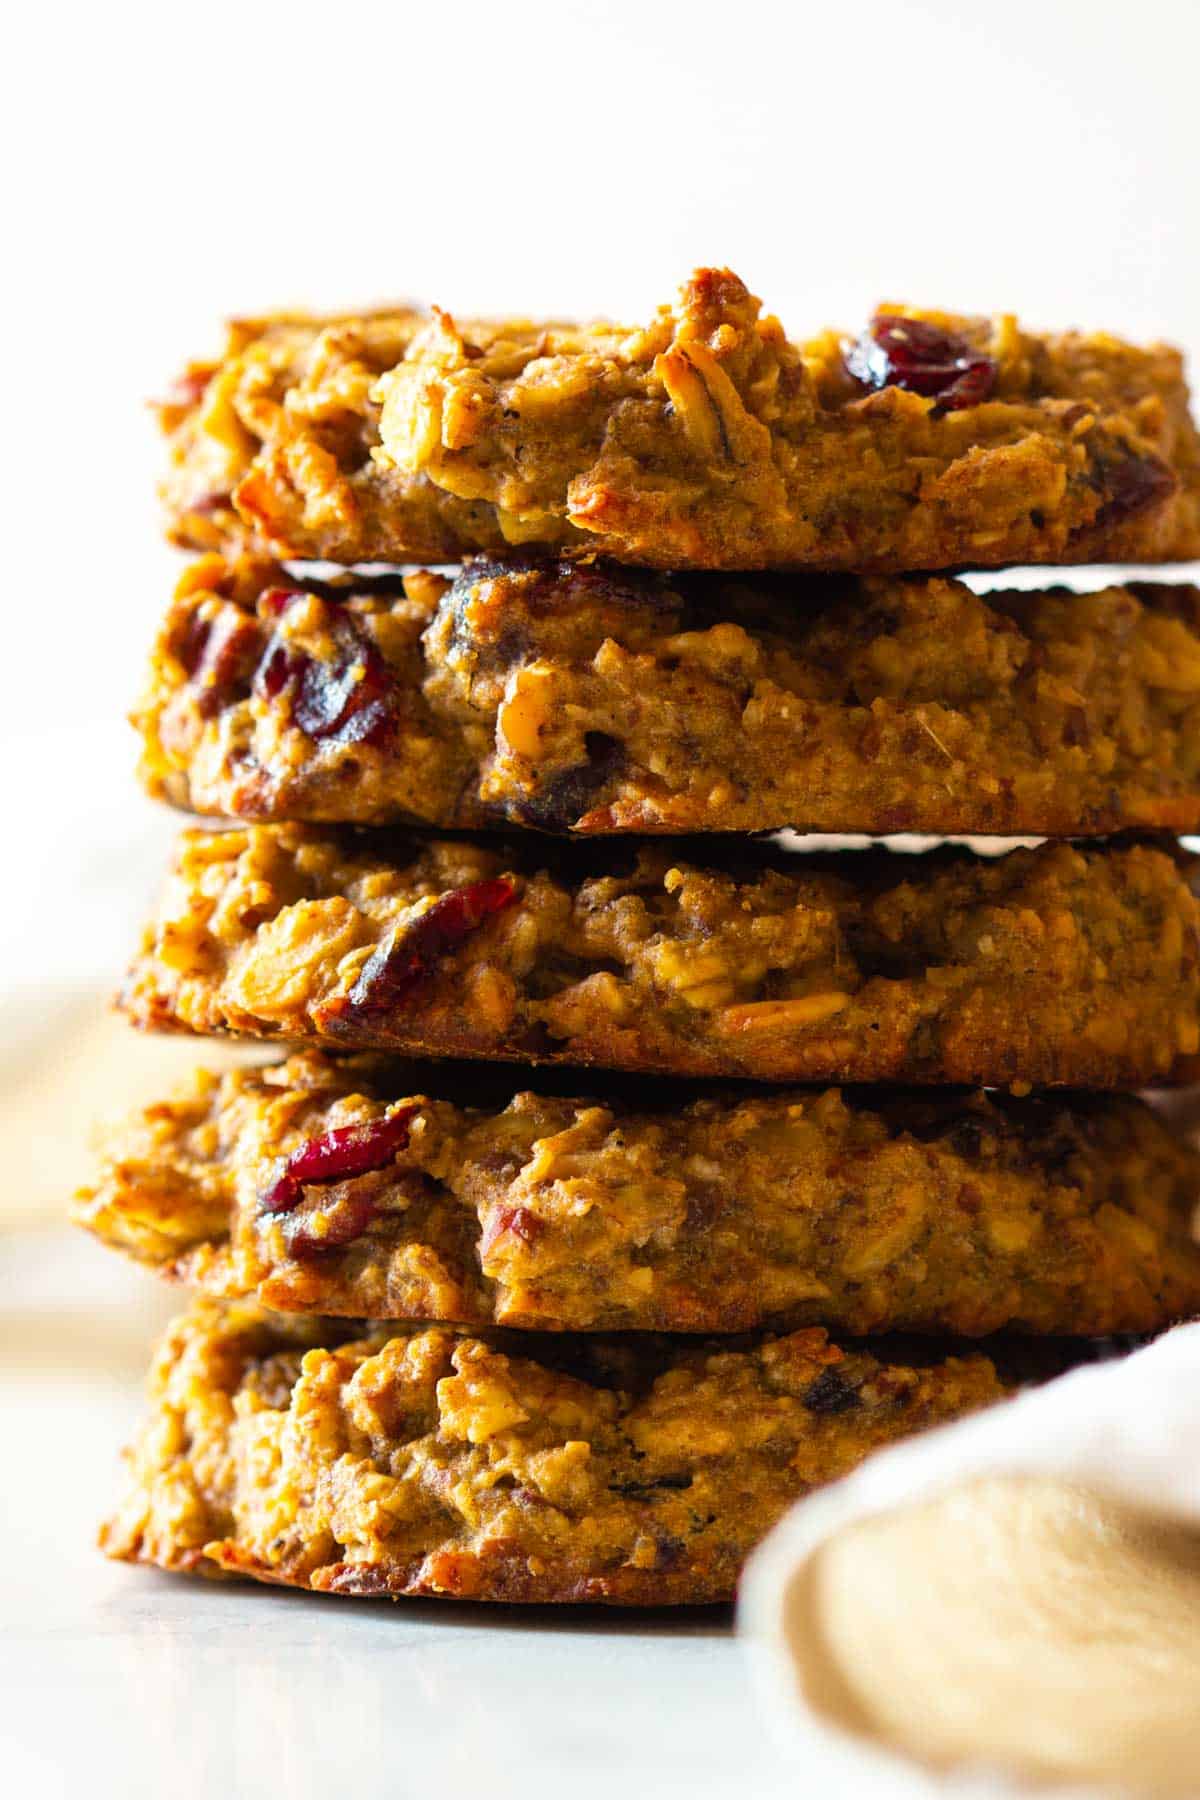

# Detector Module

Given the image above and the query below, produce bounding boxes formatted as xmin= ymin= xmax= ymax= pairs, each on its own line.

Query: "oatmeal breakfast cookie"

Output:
xmin=159 ymin=270 xmax=1200 ymax=571
xmin=76 ymin=1051 xmax=1200 ymax=1336
xmin=138 ymin=553 xmax=1200 ymax=837
xmin=120 ymin=826 xmax=1200 ymax=1089
xmin=100 ymin=1297 xmax=1004 ymax=1604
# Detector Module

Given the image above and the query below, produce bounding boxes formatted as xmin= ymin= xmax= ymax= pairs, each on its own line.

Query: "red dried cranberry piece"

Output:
xmin=329 ymin=695 xmax=394 ymax=746
xmin=283 ymin=1188 xmax=382 ymax=1260
xmin=340 ymin=878 xmax=519 ymax=1019
xmin=846 ymin=314 xmax=996 ymax=411
xmin=193 ymin=612 xmax=263 ymax=718
xmin=516 ymin=731 xmax=625 ymax=832
xmin=251 ymin=590 xmax=395 ymax=748
xmin=480 ymin=1203 xmax=544 ymax=1258
xmin=1085 ymin=451 xmax=1176 ymax=533
xmin=259 ymin=1170 xmax=302 ymax=1214
xmin=251 ymin=592 xmax=305 ymax=701
xmin=175 ymin=608 xmax=262 ymax=717
xmin=255 ymin=640 xmax=302 ymax=699
xmin=259 ymin=587 xmax=303 ymax=619
xmin=291 ymin=1109 xmax=418 ymax=1184
xmin=173 ymin=611 xmax=214 ymax=679
xmin=259 ymin=1105 xmax=418 ymax=1216
xmin=802 ymin=1366 xmax=862 ymax=1414
xmin=292 ymin=629 xmax=387 ymax=737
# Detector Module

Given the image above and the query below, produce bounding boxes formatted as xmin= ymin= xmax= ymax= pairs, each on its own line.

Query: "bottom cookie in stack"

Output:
xmin=81 ymin=1055 xmax=1200 ymax=1604
xmin=99 ymin=1298 xmax=1006 ymax=1605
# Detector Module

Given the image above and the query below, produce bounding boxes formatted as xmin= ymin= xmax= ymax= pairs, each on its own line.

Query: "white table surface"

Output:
xmin=0 ymin=1233 xmax=805 ymax=1800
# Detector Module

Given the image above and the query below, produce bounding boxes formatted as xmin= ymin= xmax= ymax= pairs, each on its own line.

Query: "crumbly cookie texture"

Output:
xmin=120 ymin=826 xmax=1200 ymax=1089
xmin=159 ymin=271 xmax=1200 ymax=571
xmin=99 ymin=1299 xmax=1004 ymax=1604
xmin=75 ymin=1051 xmax=1200 ymax=1336
xmin=137 ymin=553 xmax=1200 ymax=837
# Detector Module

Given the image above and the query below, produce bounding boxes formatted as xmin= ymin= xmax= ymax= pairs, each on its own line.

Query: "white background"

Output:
xmin=6 ymin=0 xmax=1199 ymax=779
xmin=5 ymin=0 xmax=1199 ymax=986
xmin=2 ymin=4 xmax=1198 ymax=1796
xmin=4 ymin=0 xmax=1194 ymax=993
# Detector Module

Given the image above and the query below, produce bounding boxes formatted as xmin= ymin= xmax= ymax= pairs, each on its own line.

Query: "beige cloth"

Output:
xmin=740 ymin=1325 xmax=1200 ymax=1799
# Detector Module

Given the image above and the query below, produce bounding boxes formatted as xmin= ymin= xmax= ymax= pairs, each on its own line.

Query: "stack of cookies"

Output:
xmin=77 ymin=270 xmax=1200 ymax=1605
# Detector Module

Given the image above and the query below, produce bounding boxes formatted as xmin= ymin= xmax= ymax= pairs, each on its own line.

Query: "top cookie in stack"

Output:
xmin=81 ymin=270 xmax=1200 ymax=1608
xmin=160 ymin=268 xmax=1200 ymax=571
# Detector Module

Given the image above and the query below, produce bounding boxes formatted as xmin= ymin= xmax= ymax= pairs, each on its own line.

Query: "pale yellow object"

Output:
xmin=790 ymin=1475 xmax=1200 ymax=1796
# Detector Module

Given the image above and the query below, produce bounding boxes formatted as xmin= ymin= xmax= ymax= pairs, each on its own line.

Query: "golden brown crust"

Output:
xmin=159 ymin=272 xmax=1200 ymax=571
xmin=75 ymin=1052 xmax=1200 ymax=1336
xmin=137 ymin=554 xmax=1200 ymax=838
xmin=100 ymin=1299 xmax=1004 ymax=1604
xmin=120 ymin=826 xmax=1200 ymax=1089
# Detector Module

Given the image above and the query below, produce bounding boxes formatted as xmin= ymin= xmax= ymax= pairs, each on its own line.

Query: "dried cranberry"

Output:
xmin=1084 ymin=451 xmax=1176 ymax=534
xmin=846 ymin=314 xmax=995 ymax=411
xmin=290 ymin=1109 xmax=417 ymax=1185
xmin=515 ymin=731 xmax=625 ymax=832
xmin=260 ymin=1105 xmax=418 ymax=1216
xmin=251 ymin=589 xmax=395 ymax=748
xmin=290 ymin=629 xmax=380 ymax=737
xmin=259 ymin=587 xmax=302 ymax=619
xmin=802 ymin=1366 xmax=862 ymax=1414
xmin=175 ymin=608 xmax=262 ymax=717
xmin=283 ymin=1188 xmax=382 ymax=1260
xmin=173 ymin=611 xmax=214 ymax=679
xmin=199 ymin=614 xmax=262 ymax=717
xmin=480 ymin=1203 xmax=544 ymax=1257
xmin=255 ymin=640 xmax=302 ymax=700
xmin=339 ymin=877 xmax=519 ymax=1018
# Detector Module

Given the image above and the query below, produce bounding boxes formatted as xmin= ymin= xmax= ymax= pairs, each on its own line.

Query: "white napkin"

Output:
xmin=739 ymin=1324 xmax=1200 ymax=1800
